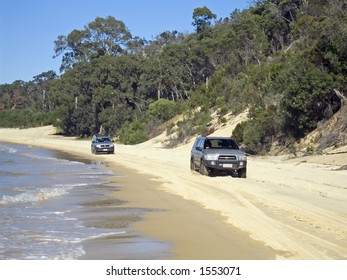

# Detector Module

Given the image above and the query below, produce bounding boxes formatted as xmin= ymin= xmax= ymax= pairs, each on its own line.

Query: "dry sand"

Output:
xmin=0 ymin=125 xmax=346 ymax=259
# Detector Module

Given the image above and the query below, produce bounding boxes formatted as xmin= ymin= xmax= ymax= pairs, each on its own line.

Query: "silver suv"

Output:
xmin=91 ymin=134 xmax=115 ymax=154
xmin=190 ymin=136 xmax=247 ymax=178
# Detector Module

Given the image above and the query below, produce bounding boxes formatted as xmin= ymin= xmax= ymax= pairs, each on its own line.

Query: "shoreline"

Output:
xmin=1 ymin=126 xmax=346 ymax=259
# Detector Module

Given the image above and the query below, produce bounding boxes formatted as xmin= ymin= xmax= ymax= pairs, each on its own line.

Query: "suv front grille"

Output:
xmin=218 ymin=155 xmax=237 ymax=161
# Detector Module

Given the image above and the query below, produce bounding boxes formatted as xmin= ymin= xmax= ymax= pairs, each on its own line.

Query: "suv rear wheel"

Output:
xmin=190 ymin=159 xmax=195 ymax=171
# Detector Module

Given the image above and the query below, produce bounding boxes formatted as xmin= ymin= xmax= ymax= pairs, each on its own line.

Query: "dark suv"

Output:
xmin=91 ymin=134 xmax=115 ymax=154
xmin=190 ymin=136 xmax=247 ymax=178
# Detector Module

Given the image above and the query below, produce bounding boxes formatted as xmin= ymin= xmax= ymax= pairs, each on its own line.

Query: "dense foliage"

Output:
xmin=1 ymin=0 xmax=346 ymax=153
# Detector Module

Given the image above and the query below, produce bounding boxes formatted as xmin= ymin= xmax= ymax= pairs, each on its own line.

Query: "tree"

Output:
xmin=158 ymin=43 xmax=194 ymax=100
xmin=192 ymin=6 xmax=217 ymax=35
xmin=30 ymin=71 xmax=58 ymax=111
xmin=53 ymin=29 xmax=91 ymax=71
xmin=280 ymin=57 xmax=338 ymax=138
xmin=53 ymin=16 xmax=132 ymax=71
xmin=88 ymin=16 xmax=132 ymax=56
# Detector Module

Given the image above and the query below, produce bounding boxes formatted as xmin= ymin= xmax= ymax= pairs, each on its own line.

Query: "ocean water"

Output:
xmin=0 ymin=142 xmax=170 ymax=260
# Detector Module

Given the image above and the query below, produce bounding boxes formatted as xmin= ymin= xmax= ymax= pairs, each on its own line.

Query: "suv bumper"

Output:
xmin=94 ymin=147 xmax=114 ymax=154
xmin=203 ymin=159 xmax=247 ymax=170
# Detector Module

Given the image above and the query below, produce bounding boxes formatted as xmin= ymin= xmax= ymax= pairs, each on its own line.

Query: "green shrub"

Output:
xmin=148 ymin=99 xmax=177 ymax=121
xmin=0 ymin=109 xmax=56 ymax=128
xmin=118 ymin=120 xmax=148 ymax=144
xmin=232 ymin=121 xmax=247 ymax=143
xmin=219 ymin=117 xmax=227 ymax=124
xmin=232 ymin=106 xmax=283 ymax=154
xmin=193 ymin=110 xmax=212 ymax=135
xmin=306 ymin=145 xmax=315 ymax=155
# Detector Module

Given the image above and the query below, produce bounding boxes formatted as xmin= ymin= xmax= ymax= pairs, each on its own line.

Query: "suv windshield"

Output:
xmin=204 ymin=138 xmax=239 ymax=150
xmin=96 ymin=137 xmax=111 ymax=143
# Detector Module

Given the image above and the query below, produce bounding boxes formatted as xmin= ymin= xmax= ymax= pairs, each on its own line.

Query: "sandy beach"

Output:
xmin=0 ymin=125 xmax=346 ymax=259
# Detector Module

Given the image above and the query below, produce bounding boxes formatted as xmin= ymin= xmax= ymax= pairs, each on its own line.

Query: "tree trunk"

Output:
xmin=334 ymin=89 xmax=347 ymax=106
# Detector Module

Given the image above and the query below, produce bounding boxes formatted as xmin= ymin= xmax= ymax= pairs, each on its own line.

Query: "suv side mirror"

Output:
xmin=196 ymin=146 xmax=202 ymax=151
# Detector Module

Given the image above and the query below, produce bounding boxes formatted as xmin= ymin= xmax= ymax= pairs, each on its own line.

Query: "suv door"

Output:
xmin=191 ymin=138 xmax=204 ymax=168
xmin=91 ymin=135 xmax=96 ymax=153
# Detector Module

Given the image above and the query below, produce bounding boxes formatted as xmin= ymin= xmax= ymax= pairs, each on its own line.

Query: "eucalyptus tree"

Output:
xmin=47 ymin=62 xmax=95 ymax=136
xmin=28 ymin=71 xmax=58 ymax=111
xmin=53 ymin=16 xmax=132 ymax=71
xmin=192 ymin=6 xmax=217 ymax=35
xmin=157 ymin=43 xmax=193 ymax=100
xmin=89 ymin=54 xmax=144 ymax=134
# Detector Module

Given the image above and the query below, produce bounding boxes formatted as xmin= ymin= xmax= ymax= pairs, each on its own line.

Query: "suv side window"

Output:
xmin=197 ymin=138 xmax=204 ymax=150
xmin=193 ymin=138 xmax=200 ymax=149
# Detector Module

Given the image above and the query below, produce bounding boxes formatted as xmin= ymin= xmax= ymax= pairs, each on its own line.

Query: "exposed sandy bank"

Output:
xmin=1 ymin=125 xmax=346 ymax=259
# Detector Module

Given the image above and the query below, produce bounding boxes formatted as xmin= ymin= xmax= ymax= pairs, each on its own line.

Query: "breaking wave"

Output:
xmin=0 ymin=183 xmax=87 ymax=205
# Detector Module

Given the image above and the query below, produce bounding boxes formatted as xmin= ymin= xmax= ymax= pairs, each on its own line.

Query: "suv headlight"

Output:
xmin=239 ymin=154 xmax=247 ymax=161
xmin=205 ymin=154 xmax=219 ymax=160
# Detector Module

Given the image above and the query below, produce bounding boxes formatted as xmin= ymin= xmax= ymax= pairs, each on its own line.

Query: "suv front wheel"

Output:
xmin=238 ymin=167 xmax=247 ymax=178
xmin=199 ymin=161 xmax=210 ymax=176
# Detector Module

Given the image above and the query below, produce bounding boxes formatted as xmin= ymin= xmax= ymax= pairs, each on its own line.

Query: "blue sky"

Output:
xmin=0 ymin=0 xmax=251 ymax=84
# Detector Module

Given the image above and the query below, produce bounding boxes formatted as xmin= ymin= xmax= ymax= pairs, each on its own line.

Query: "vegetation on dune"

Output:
xmin=1 ymin=0 xmax=346 ymax=154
